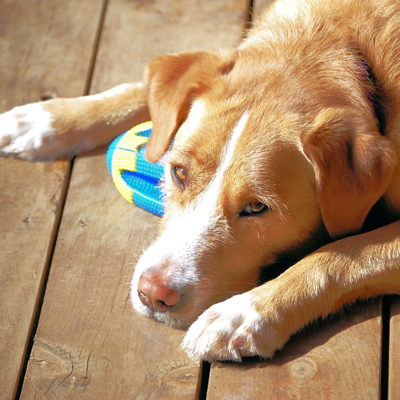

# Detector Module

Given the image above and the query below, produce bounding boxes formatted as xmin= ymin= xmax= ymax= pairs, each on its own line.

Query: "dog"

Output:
xmin=1 ymin=0 xmax=400 ymax=362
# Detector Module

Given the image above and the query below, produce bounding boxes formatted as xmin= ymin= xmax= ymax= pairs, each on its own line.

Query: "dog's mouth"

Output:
xmin=133 ymin=288 xmax=206 ymax=329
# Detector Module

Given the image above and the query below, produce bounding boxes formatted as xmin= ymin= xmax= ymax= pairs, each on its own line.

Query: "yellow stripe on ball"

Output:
xmin=111 ymin=121 xmax=153 ymax=204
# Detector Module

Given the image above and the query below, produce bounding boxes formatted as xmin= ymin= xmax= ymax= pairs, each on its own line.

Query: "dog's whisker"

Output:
xmin=116 ymin=282 xmax=132 ymax=289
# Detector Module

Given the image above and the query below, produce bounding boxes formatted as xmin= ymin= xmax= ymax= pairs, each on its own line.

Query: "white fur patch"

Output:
xmin=272 ymin=0 xmax=302 ymax=20
xmin=217 ymin=110 xmax=249 ymax=179
xmin=177 ymin=110 xmax=250 ymax=236
xmin=174 ymin=99 xmax=206 ymax=142
xmin=0 ymin=103 xmax=55 ymax=160
xmin=131 ymin=111 xmax=250 ymax=326
xmin=182 ymin=292 xmax=264 ymax=362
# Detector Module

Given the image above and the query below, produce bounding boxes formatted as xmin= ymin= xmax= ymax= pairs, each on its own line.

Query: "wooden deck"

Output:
xmin=0 ymin=0 xmax=399 ymax=398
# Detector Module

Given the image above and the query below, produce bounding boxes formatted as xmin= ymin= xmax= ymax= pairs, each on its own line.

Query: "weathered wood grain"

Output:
xmin=21 ymin=0 xmax=248 ymax=398
xmin=0 ymin=160 xmax=70 ymax=400
xmin=0 ymin=0 xmax=104 ymax=398
xmin=389 ymin=296 xmax=400 ymax=400
xmin=207 ymin=300 xmax=382 ymax=400
xmin=0 ymin=0 xmax=105 ymax=106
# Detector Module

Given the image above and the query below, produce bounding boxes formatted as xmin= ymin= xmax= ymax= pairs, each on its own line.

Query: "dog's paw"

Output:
xmin=182 ymin=293 xmax=277 ymax=362
xmin=0 ymin=103 xmax=58 ymax=161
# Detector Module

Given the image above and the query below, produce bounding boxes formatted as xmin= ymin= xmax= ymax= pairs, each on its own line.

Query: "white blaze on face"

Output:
xmin=175 ymin=99 xmax=207 ymax=142
xmin=131 ymin=111 xmax=250 ymax=322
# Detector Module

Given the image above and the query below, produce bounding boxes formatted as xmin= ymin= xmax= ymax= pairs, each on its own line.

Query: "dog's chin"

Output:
xmin=130 ymin=293 xmax=199 ymax=329
xmin=150 ymin=311 xmax=194 ymax=330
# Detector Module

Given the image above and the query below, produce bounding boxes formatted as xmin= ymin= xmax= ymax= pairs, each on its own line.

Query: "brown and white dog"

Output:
xmin=1 ymin=0 xmax=400 ymax=362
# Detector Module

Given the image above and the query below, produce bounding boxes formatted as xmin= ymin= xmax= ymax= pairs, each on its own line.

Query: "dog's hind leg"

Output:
xmin=0 ymin=82 xmax=149 ymax=161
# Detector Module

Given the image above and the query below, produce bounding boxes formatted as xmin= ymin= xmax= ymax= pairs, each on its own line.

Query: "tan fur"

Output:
xmin=2 ymin=0 xmax=400 ymax=360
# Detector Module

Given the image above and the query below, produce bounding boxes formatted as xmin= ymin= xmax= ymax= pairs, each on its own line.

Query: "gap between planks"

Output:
xmin=13 ymin=167 xmax=71 ymax=400
xmin=13 ymin=1 xmax=110 ymax=399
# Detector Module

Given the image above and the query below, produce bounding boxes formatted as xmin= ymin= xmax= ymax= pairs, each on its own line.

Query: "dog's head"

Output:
xmin=131 ymin=49 xmax=396 ymax=328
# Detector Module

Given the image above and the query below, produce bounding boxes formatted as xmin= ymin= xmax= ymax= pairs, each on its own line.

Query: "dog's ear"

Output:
xmin=302 ymin=107 xmax=396 ymax=239
xmin=144 ymin=50 xmax=236 ymax=163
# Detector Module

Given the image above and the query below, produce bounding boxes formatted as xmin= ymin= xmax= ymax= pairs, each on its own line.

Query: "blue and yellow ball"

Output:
xmin=106 ymin=121 xmax=165 ymax=216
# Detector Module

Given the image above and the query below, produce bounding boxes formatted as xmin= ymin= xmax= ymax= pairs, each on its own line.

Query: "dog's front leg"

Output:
xmin=0 ymin=83 xmax=149 ymax=161
xmin=183 ymin=221 xmax=400 ymax=362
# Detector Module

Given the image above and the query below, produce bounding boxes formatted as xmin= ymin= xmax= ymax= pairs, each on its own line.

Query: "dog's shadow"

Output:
xmin=214 ymin=297 xmax=383 ymax=378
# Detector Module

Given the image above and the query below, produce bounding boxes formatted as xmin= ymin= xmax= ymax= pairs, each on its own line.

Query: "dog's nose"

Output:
xmin=137 ymin=274 xmax=181 ymax=312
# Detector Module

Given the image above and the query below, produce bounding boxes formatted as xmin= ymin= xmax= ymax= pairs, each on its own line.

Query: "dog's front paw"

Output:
xmin=182 ymin=293 xmax=279 ymax=362
xmin=0 ymin=103 xmax=57 ymax=161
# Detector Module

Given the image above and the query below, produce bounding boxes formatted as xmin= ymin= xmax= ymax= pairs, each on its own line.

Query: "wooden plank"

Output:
xmin=389 ymin=295 xmax=400 ymax=400
xmin=21 ymin=0 xmax=248 ymax=397
xmin=0 ymin=160 xmax=69 ymax=400
xmin=207 ymin=300 xmax=382 ymax=399
xmin=0 ymin=0 xmax=104 ymax=105
xmin=0 ymin=0 xmax=104 ymax=399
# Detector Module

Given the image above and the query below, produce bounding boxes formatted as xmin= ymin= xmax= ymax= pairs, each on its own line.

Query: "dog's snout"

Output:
xmin=137 ymin=273 xmax=181 ymax=312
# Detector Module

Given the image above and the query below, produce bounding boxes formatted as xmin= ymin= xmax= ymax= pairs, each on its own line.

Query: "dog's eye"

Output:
xmin=172 ymin=166 xmax=187 ymax=187
xmin=240 ymin=201 xmax=268 ymax=216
